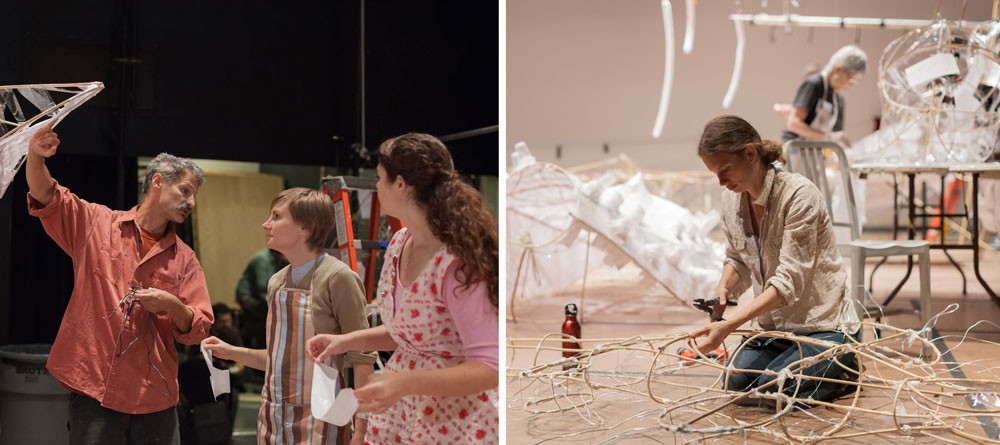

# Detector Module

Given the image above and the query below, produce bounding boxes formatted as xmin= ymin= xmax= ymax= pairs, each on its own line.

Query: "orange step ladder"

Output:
xmin=928 ymin=176 xmax=964 ymax=243
xmin=321 ymin=176 xmax=403 ymax=302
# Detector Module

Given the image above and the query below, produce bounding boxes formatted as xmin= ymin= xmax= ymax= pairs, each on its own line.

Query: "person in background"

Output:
xmin=204 ymin=188 xmax=376 ymax=445
xmin=236 ymin=248 xmax=287 ymax=350
xmin=690 ymin=115 xmax=861 ymax=404
xmin=26 ymin=123 xmax=213 ymax=444
xmin=782 ymin=45 xmax=868 ymax=147
xmin=177 ymin=343 xmax=237 ymax=444
xmin=774 ymin=62 xmax=821 ymax=121
xmin=209 ymin=304 xmax=245 ymax=392
xmin=307 ymin=133 xmax=500 ymax=444
xmin=177 ymin=304 xmax=243 ymax=445
xmin=210 ymin=304 xmax=241 ymax=344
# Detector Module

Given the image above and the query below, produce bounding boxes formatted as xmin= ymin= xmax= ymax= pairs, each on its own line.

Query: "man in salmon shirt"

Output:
xmin=26 ymin=123 xmax=214 ymax=445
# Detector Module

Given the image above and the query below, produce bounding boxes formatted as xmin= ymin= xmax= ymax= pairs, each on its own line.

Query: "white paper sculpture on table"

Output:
xmin=0 ymin=82 xmax=104 ymax=198
xmin=879 ymin=19 xmax=1000 ymax=164
xmin=507 ymin=142 xmax=724 ymax=321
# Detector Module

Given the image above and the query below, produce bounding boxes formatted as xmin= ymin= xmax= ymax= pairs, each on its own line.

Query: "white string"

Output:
xmin=508 ymin=313 xmax=1000 ymax=443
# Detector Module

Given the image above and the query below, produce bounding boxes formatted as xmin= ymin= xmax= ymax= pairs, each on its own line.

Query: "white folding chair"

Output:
xmin=783 ymin=140 xmax=931 ymax=324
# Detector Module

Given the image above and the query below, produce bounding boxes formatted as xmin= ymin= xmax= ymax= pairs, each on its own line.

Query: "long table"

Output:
xmin=851 ymin=162 xmax=1000 ymax=305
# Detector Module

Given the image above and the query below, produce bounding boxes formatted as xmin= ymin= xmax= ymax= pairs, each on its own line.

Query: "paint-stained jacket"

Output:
xmin=721 ymin=167 xmax=857 ymax=334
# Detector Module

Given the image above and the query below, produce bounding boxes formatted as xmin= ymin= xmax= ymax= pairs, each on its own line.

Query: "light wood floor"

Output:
xmin=506 ymin=245 xmax=1000 ymax=444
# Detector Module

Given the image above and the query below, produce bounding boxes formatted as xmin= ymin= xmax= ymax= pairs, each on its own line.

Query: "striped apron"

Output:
xmin=257 ymin=262 xmax=338 ymax=445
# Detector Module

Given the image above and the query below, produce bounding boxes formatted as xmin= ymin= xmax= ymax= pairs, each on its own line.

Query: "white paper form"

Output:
xmin=310 ymin=361 xmax=358 ymax=426
xmin=905 ymin=53 xmax=960 ymax=88
xmin=200 ymin=340 xmax=231 ymax=399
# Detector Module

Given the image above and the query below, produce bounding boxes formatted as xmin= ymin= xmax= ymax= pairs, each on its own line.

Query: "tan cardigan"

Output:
xmin=267 ymin=254 xmax=377 ymax=372
xmin=721 ymin=167 xmax=857 ymax=335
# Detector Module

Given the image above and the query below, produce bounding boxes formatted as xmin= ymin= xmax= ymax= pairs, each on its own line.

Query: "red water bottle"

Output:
xmin=562 ymin=303 xmax=581 ymax=370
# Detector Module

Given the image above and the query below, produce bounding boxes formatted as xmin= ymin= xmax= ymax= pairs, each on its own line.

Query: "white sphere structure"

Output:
xmin=879 ymin=19 xmax=1000 ymax=164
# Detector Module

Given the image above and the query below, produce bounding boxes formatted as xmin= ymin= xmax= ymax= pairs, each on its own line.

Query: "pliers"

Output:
xmin=692 ymin=297 xmax=738 ymax=322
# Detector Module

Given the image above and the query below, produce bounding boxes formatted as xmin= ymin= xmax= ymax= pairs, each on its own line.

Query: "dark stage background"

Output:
xmin=0 ymin=0 xmax=498 ymax=344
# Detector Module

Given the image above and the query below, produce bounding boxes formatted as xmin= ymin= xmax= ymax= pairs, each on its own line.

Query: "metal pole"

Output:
xmin=728 ymin=13 xmax=988 ymax=30
xmin=437 ymin=125 xmax=499 ymax=142
xmin=360 ymin=0 xmax=366 ymax=155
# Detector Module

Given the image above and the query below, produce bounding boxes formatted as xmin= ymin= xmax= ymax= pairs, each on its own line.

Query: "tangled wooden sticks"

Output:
xmin=507 ymin=318 xmax=1000 ymax=443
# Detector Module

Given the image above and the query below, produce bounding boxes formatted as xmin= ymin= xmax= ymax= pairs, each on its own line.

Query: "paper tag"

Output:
xmin=200 ymin=340 xmax=231 ymax=399
xmin=905 ymin=52 xmax=960 ymax=88
xmin=310 ymin=361 xmax=358 ymax=426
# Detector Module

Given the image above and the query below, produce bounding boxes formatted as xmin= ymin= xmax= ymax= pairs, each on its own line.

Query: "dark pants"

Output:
xmin=68 ymin=393 xmax=180 ymax=445
xmin=724 ymin=330 xmax=858 ymax=403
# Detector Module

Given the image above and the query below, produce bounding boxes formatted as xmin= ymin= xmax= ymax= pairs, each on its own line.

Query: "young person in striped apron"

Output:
xmin=307 ymin=133 xmax=499 ymax=444
xmin=205 ymin=188 xmax=376 ymax=444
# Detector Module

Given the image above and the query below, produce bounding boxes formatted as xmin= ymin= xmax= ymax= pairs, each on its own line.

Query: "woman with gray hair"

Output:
xmin=782 ymin=45 xmax=868 ymax=144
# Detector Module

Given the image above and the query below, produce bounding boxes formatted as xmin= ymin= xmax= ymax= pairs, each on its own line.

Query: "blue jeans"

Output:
xmin=724 ymin=330 xmax=858 ymax=402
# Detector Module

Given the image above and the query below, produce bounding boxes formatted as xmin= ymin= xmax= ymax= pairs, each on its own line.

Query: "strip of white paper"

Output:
xmin=200 ymin=340 xmax=231 ymax=399
xmin=722 ymin=18 xmax=746 ymax=109
xmin=311 ymin=361 xmax=358 ymax=426
xmin=905 ymin=53 xmax=960 ymax=88
xmin=651 ymin=0 xmax=676 ymax=138
xmin=682 ymin=0 xmax=696 ymax=54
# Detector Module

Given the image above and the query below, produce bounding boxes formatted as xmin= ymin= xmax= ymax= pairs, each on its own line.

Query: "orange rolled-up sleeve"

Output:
xmin=27 ymin=182 xmax=106 ymax=257
xmin=172 ymin=259 xmax=214 ymax=344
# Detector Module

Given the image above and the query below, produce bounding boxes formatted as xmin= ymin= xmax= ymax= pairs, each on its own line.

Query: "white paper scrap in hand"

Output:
xmin=200 ymin=340 xmax=231 ymax=399
xmin=311 ymin=361 xmax=358 ymax=426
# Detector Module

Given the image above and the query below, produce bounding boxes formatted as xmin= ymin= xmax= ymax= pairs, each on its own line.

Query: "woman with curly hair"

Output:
xmin=307 ymin=133 xmax=499 ymax=444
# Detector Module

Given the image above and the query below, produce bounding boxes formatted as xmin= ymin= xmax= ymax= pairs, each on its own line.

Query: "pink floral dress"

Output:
xmin=366 ymin=229 xmax=499 ymax=444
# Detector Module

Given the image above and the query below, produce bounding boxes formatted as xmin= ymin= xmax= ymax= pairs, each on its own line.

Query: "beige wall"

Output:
xmin=507 ymin=0 xmax=994 ymax=171
xmin=192 ymin=171 xmax=284 ymax=307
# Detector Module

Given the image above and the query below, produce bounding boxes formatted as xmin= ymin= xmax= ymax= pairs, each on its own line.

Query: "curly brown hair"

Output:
xmin=378 ymin=133 xmax=499 ymax=308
